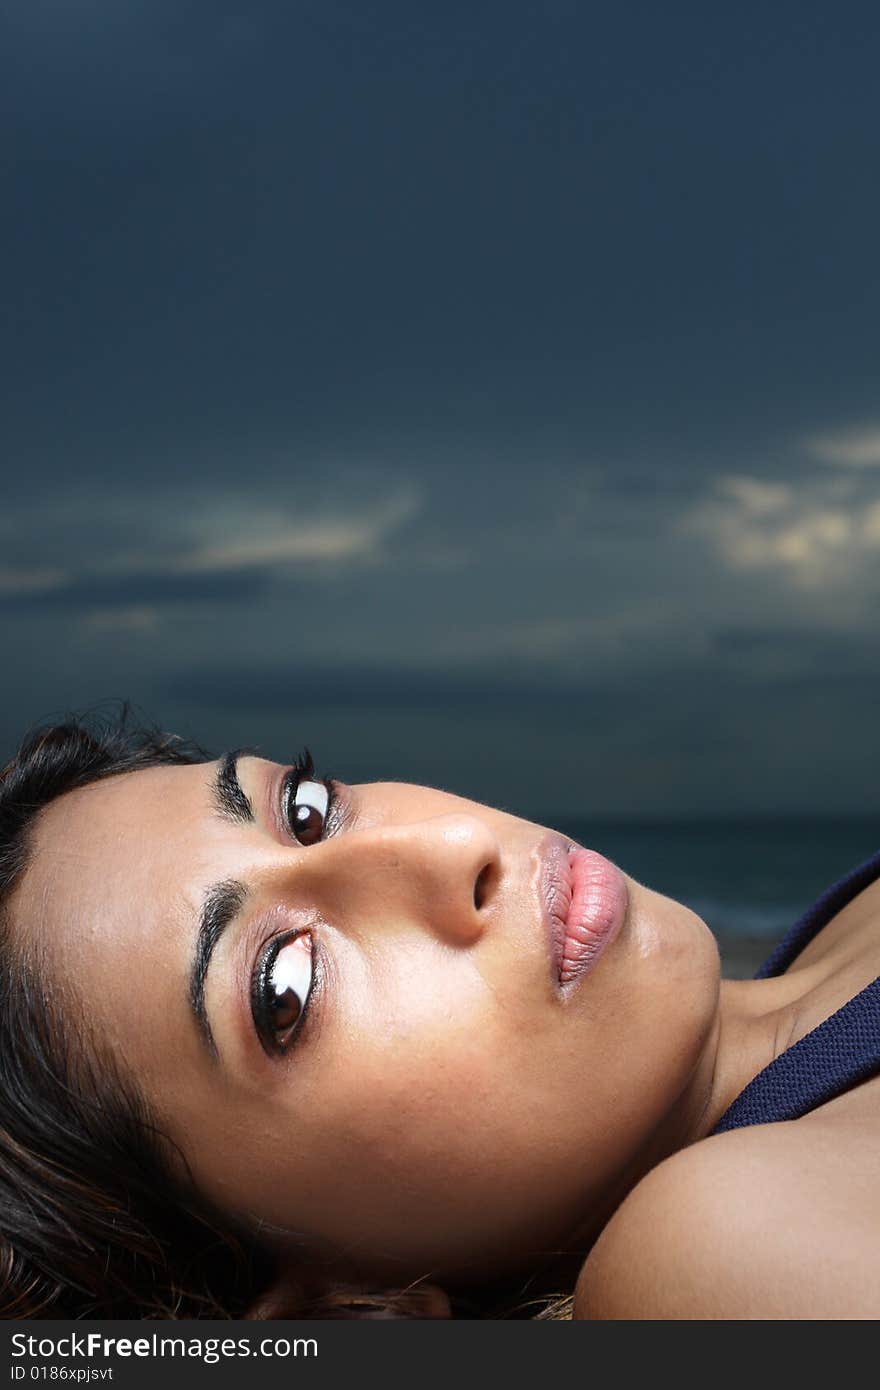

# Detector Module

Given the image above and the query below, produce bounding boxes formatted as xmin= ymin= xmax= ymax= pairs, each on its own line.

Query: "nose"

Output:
xmin=278 ymin=812 xmax=502 ymax=947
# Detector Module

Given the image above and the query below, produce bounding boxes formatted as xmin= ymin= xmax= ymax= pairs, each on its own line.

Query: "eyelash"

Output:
xmin=280 ymin=748 xmax=339 ymax=842
xmin=251 ymin=748 xmax=336 ymax=1057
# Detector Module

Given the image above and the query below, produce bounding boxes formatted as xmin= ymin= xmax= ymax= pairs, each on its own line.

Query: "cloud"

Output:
xmin=804 ymin=425 xmax=880 ymax=468
xmin=718 ymin=476 xmax=792 ymax=515
xmin=173 ymin=489 xmax=420 ymax=573
xmin=420 ymin=611 xmax=670 ymax=667
xmin=0 ymin=486 xmax=421 ymax=611
xmin=0 ymin=567 xmax=70 ymax=596
xmin=679 ymin=472 xmax=880 ymax=589
xmin=4 ymin=566 xmax=277 ymax=612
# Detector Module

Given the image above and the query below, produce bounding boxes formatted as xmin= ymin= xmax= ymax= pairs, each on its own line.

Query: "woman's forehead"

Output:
xmin=10 ymin=759 xmax=258 ymax=1091
xmin=37 ymin=758 xmax=213 ymax=861
xmin=16 ymin=761 xmax=230 ymax=978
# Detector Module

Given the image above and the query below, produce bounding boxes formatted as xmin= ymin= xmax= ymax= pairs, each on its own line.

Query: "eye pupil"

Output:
xmin=287 ymin=776 xmax=330 ymax=846
xmin=270 ymin=984 xmax=303 ymax=1032
xmin=293 ymin=803 xmax=323 ymax=845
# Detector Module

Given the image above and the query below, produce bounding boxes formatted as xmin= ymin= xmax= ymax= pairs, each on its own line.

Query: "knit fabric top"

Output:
xmin=711 ymin=846 xmax=880 ymax=1133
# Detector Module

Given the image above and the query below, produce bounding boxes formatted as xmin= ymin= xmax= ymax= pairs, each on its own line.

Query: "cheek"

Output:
xmin=313 ymin=953 xmax=524 ymax=1171
xmin=278 ymin=1049 xmax=583 ymax=1276
xmin=249 ymin=978 xmax=621 ymax=1274
xmin=332 ymin=932 xmax=553 ymax=1114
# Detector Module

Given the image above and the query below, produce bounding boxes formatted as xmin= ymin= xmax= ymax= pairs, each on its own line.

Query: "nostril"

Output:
xmin=473 ymin=862 xmax=493 ymax=911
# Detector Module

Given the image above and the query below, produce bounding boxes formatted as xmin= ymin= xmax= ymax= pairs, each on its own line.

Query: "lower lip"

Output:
xmin=553 ymin=847 xmax=629 ymax=987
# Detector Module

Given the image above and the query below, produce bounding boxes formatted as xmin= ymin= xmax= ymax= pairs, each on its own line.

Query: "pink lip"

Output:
xmin=541 ymin=833 xmax=628 ymax=988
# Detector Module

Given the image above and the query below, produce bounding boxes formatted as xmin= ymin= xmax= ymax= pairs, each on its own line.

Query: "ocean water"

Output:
xmin=550 ymin=815 xmax=880 ymax=977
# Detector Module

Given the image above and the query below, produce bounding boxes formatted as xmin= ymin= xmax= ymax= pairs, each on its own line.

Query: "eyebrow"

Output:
xmin=189 ymin=749 xmax=262 ymax=1057
xmin=210 ymin=748 xmax=257 ymax=825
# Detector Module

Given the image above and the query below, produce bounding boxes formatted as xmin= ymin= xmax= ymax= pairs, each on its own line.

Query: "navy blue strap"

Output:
xmin=711 ymin=846 xmax=880 ymax=1133
xmin=711 ymin=977 xmax=880 ymax=1132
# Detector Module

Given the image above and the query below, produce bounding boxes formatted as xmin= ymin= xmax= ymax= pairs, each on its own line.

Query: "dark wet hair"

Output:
xmin=0 ymin=703 xmax=576 ymax=1320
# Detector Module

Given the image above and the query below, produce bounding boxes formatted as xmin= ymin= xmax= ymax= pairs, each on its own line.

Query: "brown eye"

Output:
xmin=286 ymin=778 xmax=330 ymax=846
xmin=266 ymin=934 xmax=314 ymax=1045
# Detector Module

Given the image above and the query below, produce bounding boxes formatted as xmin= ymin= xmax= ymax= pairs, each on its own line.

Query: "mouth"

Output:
xmin=540 ymin=832 xmax=629 ymax=989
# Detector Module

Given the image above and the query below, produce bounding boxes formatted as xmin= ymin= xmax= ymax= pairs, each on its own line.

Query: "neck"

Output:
xmin=616 ymin=966 xmax=817 ymax=1189
xmin=690 ymin=969 xmax=818 ymax=1139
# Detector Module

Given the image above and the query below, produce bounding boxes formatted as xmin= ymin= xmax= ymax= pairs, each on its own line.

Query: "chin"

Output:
xmin=621 ymin=879 xmax=723 ymax=1100
xmin=626 ymin=877 xmax=720 ymax=978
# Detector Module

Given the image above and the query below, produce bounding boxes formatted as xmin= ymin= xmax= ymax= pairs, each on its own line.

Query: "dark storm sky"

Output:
xmin=3 ymin=1 xmax=880 ymax=816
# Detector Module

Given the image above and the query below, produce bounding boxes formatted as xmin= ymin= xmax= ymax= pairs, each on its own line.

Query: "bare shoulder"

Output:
xmin=574 ymin=1109 xmax=880 ymax=1320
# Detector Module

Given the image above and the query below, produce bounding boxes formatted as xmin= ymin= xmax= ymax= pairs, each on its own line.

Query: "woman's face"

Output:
xmin=16 ymin=753 xmax=721 ymax=1289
